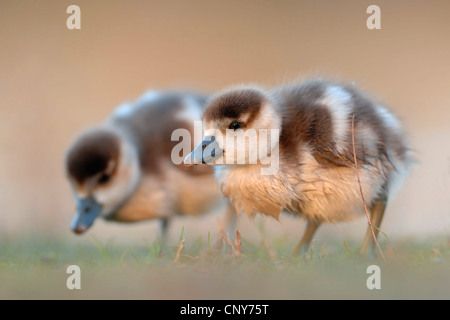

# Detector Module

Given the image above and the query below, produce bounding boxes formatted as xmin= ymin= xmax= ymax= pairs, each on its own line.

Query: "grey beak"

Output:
xmin=184 ymin=136 xmax=223 ymax=165
xmin=70 ymin=196 xmax=102 ymax=235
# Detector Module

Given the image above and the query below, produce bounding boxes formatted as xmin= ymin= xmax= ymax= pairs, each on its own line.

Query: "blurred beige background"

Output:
xmin=0 ymin=0 xmax=449 ymax=244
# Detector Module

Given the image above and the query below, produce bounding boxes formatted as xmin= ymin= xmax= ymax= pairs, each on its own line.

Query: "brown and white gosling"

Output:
xmin=66 ymin=90 xmax=233 ymax=238
xmin=185 ymin=79 xmax=412 ymax=256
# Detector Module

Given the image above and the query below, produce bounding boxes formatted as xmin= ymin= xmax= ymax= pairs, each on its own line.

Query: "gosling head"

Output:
xmin=184 ymin=87 xmax=281 ymax=168
xmin=65 ymin=128 xmax=140 ymax=234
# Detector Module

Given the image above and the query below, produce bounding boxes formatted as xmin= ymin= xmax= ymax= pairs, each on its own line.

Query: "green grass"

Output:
xmin=0 ymin=233 xmax=449 ymax=299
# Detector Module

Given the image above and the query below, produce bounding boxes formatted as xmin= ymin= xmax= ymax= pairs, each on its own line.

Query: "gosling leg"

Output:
xmin=291 ymin=219 xmax=321 ymax=256
xmin=159 ymin=217 xmax=170 ymax=243
xmin=360 ymin=195 xmax=387 ymax=258
xmin=214 ymin=202 xmax=237 ymax=249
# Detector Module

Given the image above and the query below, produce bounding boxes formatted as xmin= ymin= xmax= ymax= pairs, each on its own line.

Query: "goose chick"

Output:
xmin=185 ymin=79 xmax=412 ymax=256
xmin=66 ymin=90 xmax=231 ymax=238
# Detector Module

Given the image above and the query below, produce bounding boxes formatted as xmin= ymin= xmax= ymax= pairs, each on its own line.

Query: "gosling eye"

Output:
xmin=229 ymin=121 xmax=242 ymax=130
xmin=98 ymin=173 xmax=111 ymax=184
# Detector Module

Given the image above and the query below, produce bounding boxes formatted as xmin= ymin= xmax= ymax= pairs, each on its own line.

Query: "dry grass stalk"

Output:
xmin=343 ymin=241 xmax=353 ymax=257
xmin=224 ymin=234 xmax=235 ymax=251
xmin=174 ymin=238 xmax=185 ymax=263
xmin=234 ymin=230 xmax=242 ymax=257
xmin=217 ymin=218 xmax=238 ymax=255
xmin=217 ymin=218 xmax=233 ymax=249
xmin=319 ymin=242 xmax=327 ymax=258
xmin=181 ymin=254 xmax=200 ymax=261
xmin=213 ymin=218 xmax=225 ymax=250
xmin=217 ymin=218 xmax=225 ymax=238
xmin=351 ymin=114 xmax=385 ymax=260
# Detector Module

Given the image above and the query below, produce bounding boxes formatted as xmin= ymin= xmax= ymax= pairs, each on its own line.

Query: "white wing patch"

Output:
xmin=376 ymin=106 xmax=401 ymax=132
xmin=175 ymin=96 xmax=203 ymax=122
xmin=137 ymin=90 xmax=161 ymax=105
xmin=319 ymin=86 xmax=352 ymax=152
xmin=113 ymin=91 xmax=162 ymax=119
xmin=113 ymin=102 xmax=134 ymax=118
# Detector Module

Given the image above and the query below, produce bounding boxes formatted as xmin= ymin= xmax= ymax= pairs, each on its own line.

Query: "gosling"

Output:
xmin=66 ymin=90 xmax=234 ymax=239
xmin=185 ymin=79 xmax=412 ymax=256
